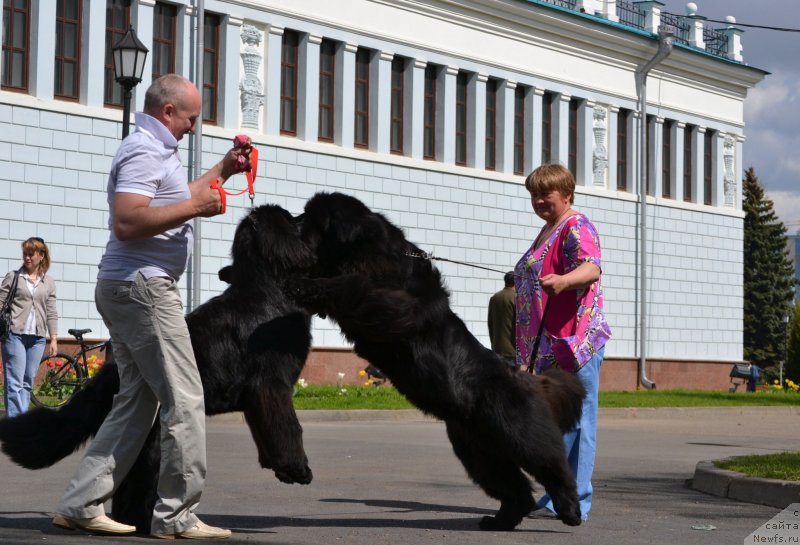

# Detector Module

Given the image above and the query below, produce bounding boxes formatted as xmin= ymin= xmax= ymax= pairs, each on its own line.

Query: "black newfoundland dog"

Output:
xmin=286 ymin=191 xmax=586 ymax=530
xmin=0 ymin=192 xmax=585 ymax=532
xmin=0 ymin=204 xmax=315 ymax=532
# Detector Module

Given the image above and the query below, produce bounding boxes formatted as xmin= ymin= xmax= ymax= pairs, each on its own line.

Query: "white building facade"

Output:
xmin=0 ymin=0 xmax=766 ymax=388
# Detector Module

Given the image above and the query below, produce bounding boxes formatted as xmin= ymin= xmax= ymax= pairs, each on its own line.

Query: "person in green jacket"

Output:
xmin=487 ymin=271 xmax=516 ymax=367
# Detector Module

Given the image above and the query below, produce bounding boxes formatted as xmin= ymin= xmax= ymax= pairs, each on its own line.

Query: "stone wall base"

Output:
xmin=60 ymin=339 xmax=745 ymax=391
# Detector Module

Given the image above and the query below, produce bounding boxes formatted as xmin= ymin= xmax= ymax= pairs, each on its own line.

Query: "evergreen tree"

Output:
xmin=742 ymin=167 xmax=795 ymax=373
xmin=787 ymin=300 xmax=800 ymax=382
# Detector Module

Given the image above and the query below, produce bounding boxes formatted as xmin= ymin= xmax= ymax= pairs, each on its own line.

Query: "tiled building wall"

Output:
xmin=0 ymin=102 xmax=743 ymax=362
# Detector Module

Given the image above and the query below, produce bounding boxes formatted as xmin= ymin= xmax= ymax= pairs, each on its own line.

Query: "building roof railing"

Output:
xmin=528 ymin=0 xmax=743 ymax=63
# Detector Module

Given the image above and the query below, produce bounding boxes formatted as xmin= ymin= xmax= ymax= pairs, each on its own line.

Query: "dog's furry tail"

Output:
xmin=534 ymin=368 xmax=587 ymax=434
xmin=0 ymin=362 xmax=118 ymax=469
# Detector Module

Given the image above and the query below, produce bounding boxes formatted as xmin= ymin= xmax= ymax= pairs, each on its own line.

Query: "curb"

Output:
xmin=691 ymin=459 xmax=800 ymax=508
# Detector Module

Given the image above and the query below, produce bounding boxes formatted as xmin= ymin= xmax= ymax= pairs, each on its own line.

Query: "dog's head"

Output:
xmin=223 ymin=204 xmax=314 ymax=284
xmin=300 ymin=192 xmax=410 ymax=278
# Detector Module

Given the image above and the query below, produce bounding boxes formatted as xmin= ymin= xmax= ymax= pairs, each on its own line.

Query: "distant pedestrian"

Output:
xmin=1 ymin=237 xmax=59 ymax=418
xmin=487 ymin=271 xmax=516 ymax=367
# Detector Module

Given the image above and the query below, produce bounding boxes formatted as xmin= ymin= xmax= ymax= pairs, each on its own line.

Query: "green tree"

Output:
xmin=743 ymin=167 xmax=796 ymax=373
xmin=787 ymin=301 xmax=800 ymax=383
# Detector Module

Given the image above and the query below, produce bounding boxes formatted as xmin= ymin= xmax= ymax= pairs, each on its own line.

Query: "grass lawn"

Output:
xmin=715 ymin=452 xmax=800 ymax=481
xmin=598 ymin=388 xmax=800 ymax=408
xmin=289 ymin=385 xmax=800 ymax=410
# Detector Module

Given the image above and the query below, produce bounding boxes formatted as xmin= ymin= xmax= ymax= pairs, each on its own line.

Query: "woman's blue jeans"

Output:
xmin=2 ymin=333 xmax=46 ymax=418
xmin=536 ymin=346 xmax=604 ymax=521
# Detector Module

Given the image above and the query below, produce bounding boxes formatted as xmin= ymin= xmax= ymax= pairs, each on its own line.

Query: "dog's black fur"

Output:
xmin=0 ymin=193 xmax=586 ymax=532
xmin=0 ymin=204 xmax=315 ymax=532
xmin=288 ymin=192 xmax=587 ymax=530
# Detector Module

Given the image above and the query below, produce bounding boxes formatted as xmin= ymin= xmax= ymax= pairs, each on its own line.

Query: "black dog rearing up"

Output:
xmin=289 ymin=191 xmax=586 ymax=531
xmin=0 ymin=204 xmax=316 ymax=532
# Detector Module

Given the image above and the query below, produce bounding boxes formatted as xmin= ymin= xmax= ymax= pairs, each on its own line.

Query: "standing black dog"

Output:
xmin=0 ymin=204 xmax=315 ymax=532
xmin=290 ymin=191 xmax=586 ymax=531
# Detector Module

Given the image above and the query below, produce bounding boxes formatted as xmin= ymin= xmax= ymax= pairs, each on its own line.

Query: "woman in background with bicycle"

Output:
xmin=0 ymin=237 xmax=58 ymax=417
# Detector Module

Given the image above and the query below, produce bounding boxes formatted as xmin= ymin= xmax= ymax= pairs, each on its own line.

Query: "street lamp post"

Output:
xmin=111 ymin=26 xmax=149 ymax=139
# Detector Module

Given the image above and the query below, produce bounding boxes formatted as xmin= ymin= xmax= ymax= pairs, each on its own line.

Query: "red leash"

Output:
xmin=212 ymin=135 xmax=259 ymax=214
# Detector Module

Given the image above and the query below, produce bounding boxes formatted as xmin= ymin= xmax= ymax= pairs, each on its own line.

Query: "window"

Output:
xmin=280 ymin=30 xmax=299 ymax=135
xmin=616 ymin=108 xmax=630 ymax=191
xmin=455 ymin=72 xmax=468 ymax=166
xmin=485 ymin=79 xmax=497 ymax=171
xmin=354 ymin=48 xmax=370 ymax=148
xmin=54 ymin=0 xmax=82 ymax=100
xmin=541 ymin=92 xmax=553 ymax=163
xmin=683 ymin=125 xmax=694 ymax=202
xmin=2 ymin=0 xmax=30 ymax=92
xmin=390 ymin=56 xmax=404 ymax=154
xmin=423 ymin=65 xmax=437 ymax=160
xmin=662 ymin=120 xmax=673 ymax=199
xmin=104 ymin=0 xmax=131 ymax=106
xmin=704 ymin=130 xmax=714 ymax=205
xmin=513 ymin=85 xmax=525 ymax=175
xmin=152 ymin=2 xmax=177 ymax=82
xmin=318 ymin=39 xmax=336 ymax=142
xmin=202 ymin=14 xmax=221 ymax=124
xmin=568 ymin=98 xmax=579 ymax=174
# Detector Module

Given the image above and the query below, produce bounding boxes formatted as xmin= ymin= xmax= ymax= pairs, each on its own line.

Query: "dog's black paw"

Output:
xmin=479 ymin=515 xmax=517 ymax=531
xmin=282 ymin=278 xmax=325 ymax=314
xmin=274 ymin=463 xmax=313 ymax=485
xmin=559 ymin=507 xmax=582 ymax=527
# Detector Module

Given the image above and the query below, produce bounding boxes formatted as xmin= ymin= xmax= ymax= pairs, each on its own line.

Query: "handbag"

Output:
xmin=0 ymin=270 xmax=21 ymax=342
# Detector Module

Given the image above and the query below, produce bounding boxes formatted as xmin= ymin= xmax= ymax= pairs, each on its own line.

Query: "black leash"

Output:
xmin=405 ymin=248 xmax=551 ymax=374
xmin=405 ymin=249 xmax=509 ymax=275
xmin=527 ymin=298 xmax=551 ymax=374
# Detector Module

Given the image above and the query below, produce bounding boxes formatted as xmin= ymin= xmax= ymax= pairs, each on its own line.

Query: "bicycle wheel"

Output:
xmin=31 ymin=353 xmax=85 ymax=409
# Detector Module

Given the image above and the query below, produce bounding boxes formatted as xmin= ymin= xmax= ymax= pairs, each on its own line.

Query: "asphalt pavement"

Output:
xmin=0 ymin=406 xmax=797 ymax=545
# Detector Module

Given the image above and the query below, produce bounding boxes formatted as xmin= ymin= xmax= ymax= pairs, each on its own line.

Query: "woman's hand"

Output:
xmin=540 ymin=263 xmax=601 ymax=296
xmin=49 ymin=337 xmax=58 ymax=357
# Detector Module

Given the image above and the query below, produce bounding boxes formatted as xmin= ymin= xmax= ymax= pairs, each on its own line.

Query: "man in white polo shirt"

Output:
xmin=54 ymin=74 xmax=249 ymax=540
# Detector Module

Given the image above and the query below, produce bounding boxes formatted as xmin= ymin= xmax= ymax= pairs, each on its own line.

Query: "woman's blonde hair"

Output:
xmin=22 ymin=237 xmax=50 ymax=275
xmin=524 ymin=163 xmax=575 ymax=204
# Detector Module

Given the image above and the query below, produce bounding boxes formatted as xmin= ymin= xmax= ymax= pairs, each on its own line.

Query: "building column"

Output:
xmin=673 ymin=122 xmax=685 ymax=201
xmin=529 ymin=88 xmax=544 ymax=171
xmin=440 ymin=65 xmax=458 ymax=165
xmin=135 ymin=0 xmax=155 ymax=111
xmin=264 ymin=25 xmax=284 ymax=137
xmin=335 ymin=42 xmax=357 ymax=148
xmin=408 ymin=58 xmax=427 ymax=159
xmin=554 ymin=92 xmax=571 ymax=166
xmin=82 ymin=0 xmax=107 ymax=108
xmin=298 ymin=33 xmax=321 ymax=142
xmin=694 ymin=126 xmax=706 ymax=205
xmin=30 ymin=0 xmax=57 ymax=100
xmin=220 ymin=16 xmax=243 ymax=130
xmin=577 ymin=99 xmax=594 ymax=187
xmin=497 ymin=80 xmax=516 ymax=175
xmin=647 ymin=116 xmax=663 ymax=197
xmin=470 ymin=74 xmax=487 ymax=170
xmin=735 ymin=135 xmax=745 ymax=211
xmin=607 ymin=105 xmax=619 ymax=190
xmin=372 ymin=50 xmax=393 ymax=154
xmin=714 ymin=130 xmax=725 ymax=207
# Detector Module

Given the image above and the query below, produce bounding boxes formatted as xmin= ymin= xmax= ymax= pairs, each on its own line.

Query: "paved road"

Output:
xmin=0 ymin=407 xmax=797 ymax=545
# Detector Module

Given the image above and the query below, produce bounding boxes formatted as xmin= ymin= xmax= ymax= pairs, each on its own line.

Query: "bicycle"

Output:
xmin=31 ymin=328 xmax=112 ymax=409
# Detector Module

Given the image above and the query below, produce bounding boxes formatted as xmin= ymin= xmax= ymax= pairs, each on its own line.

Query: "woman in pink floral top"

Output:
xmin=515 ymin=163 xmax=611 ymax=522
